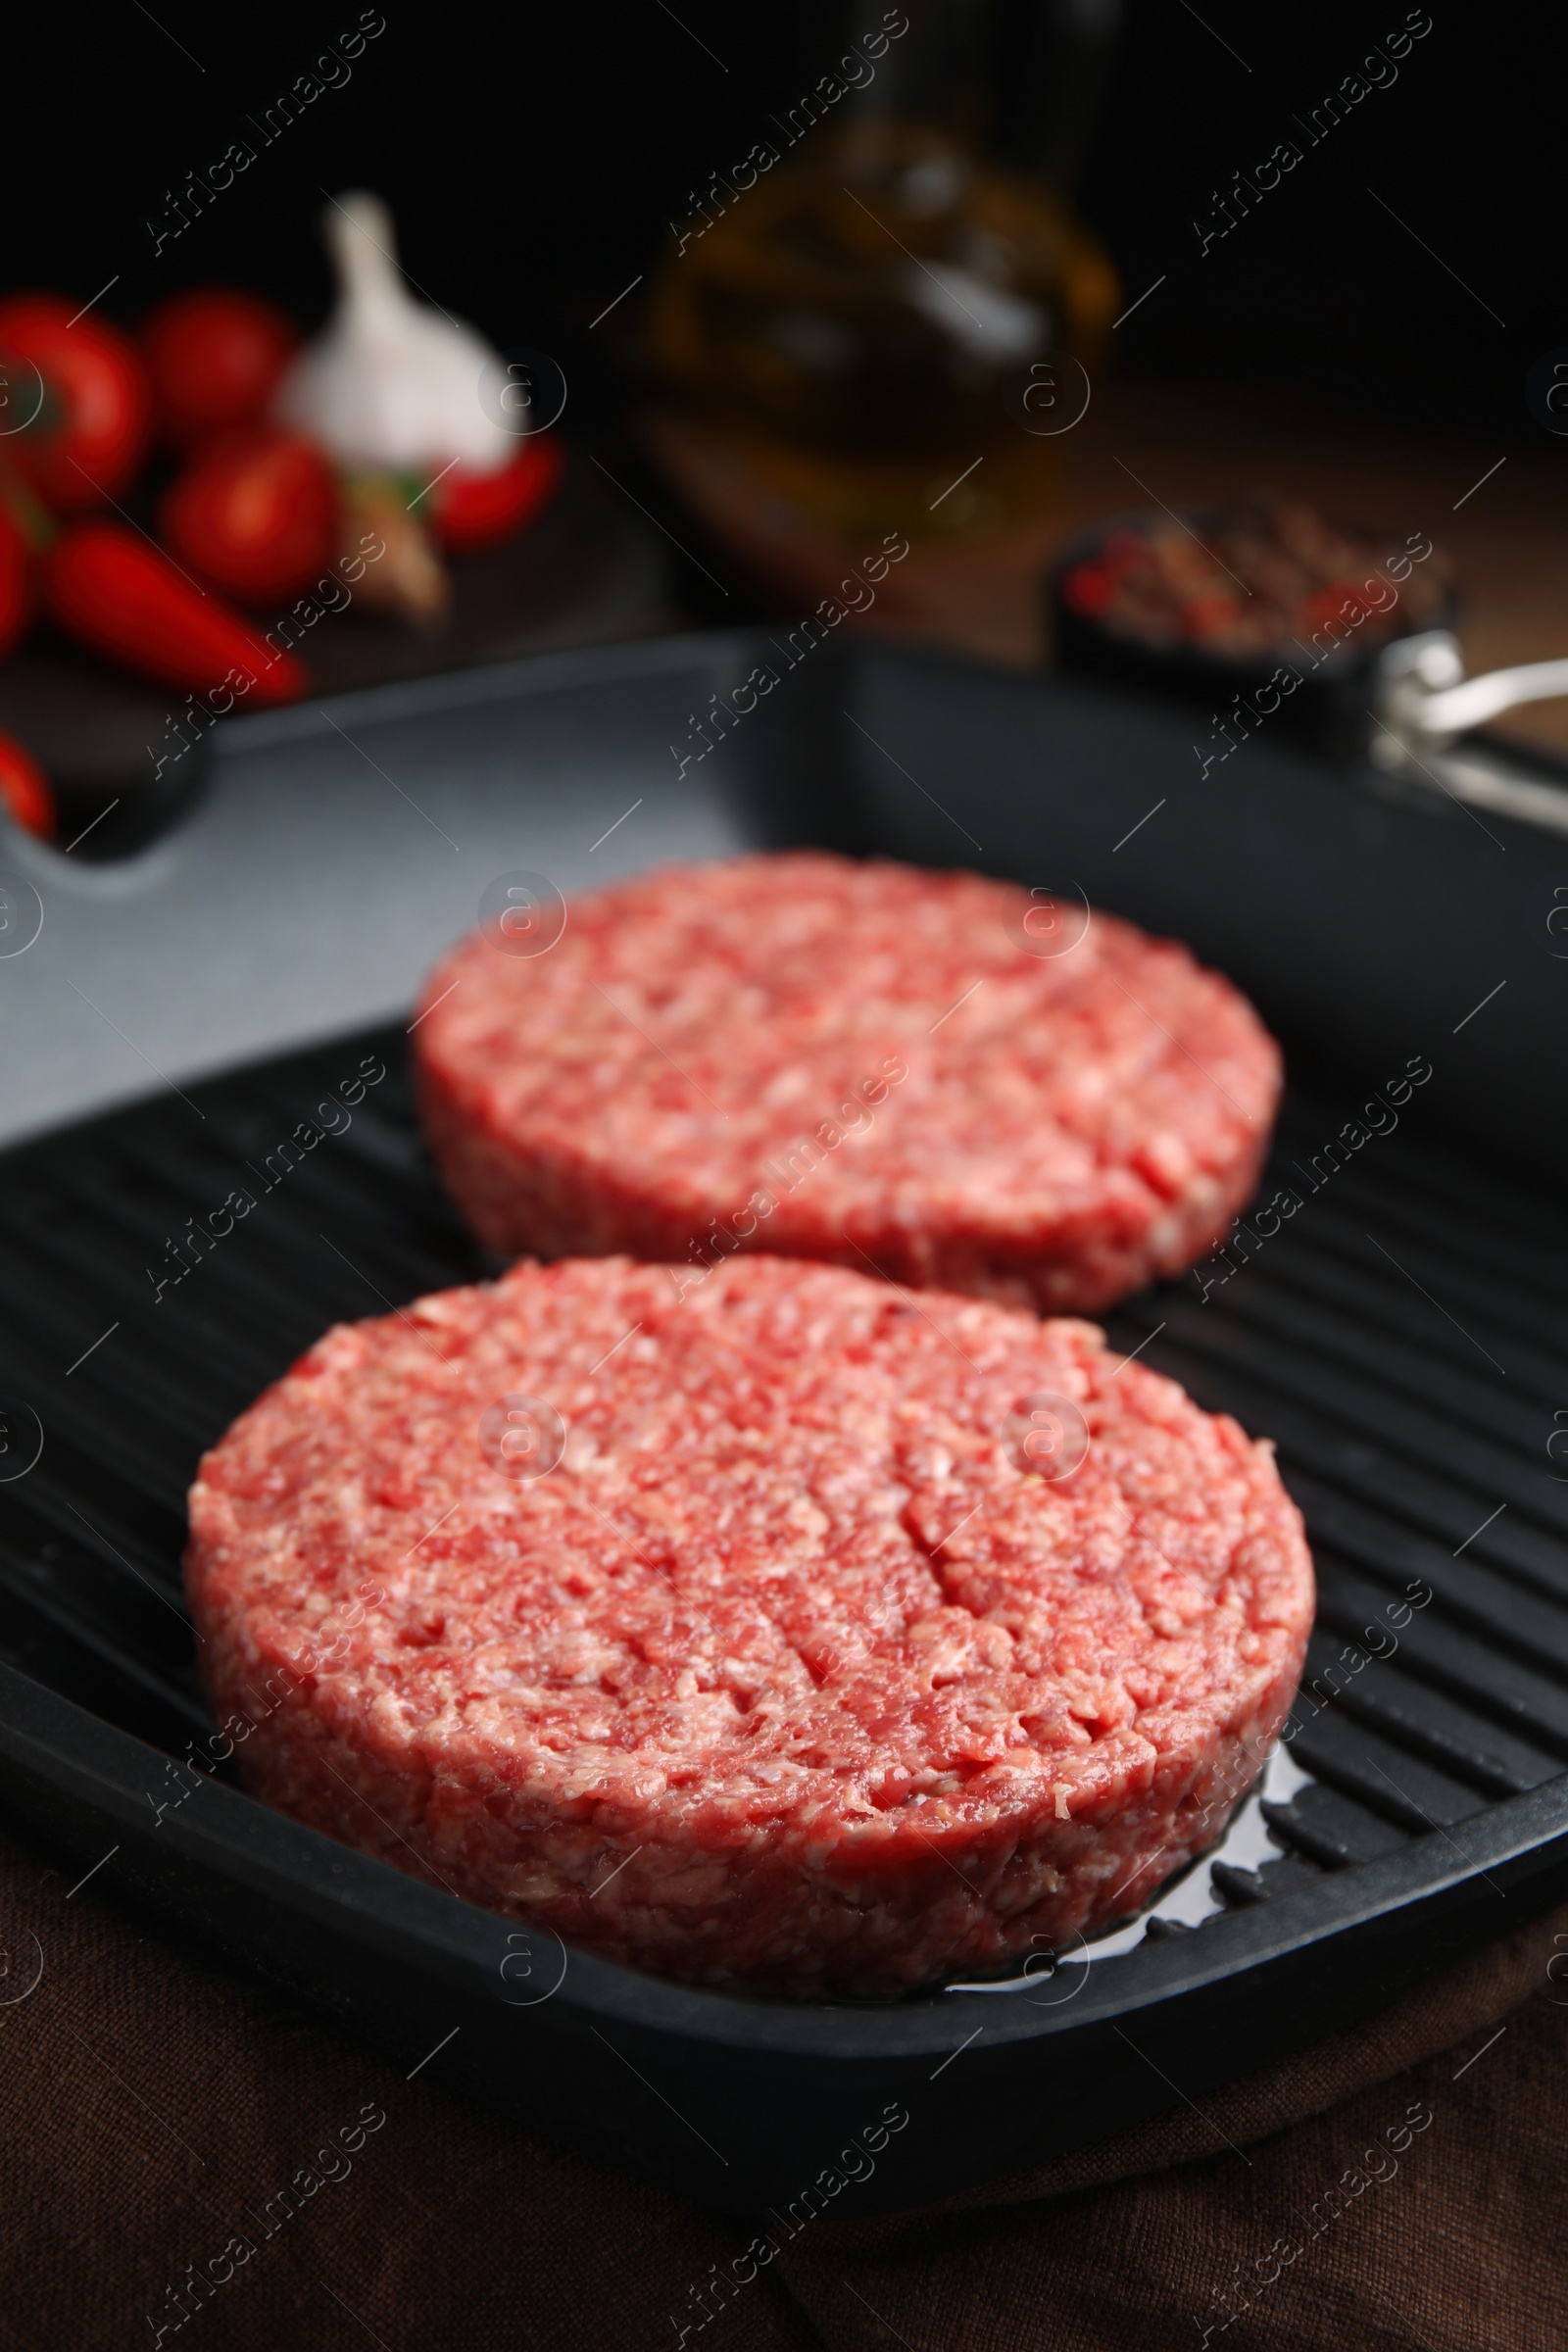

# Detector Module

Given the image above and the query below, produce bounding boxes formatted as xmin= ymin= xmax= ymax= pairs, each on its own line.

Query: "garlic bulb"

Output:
xmin=276 ymin=190 xmax=514 ymax=477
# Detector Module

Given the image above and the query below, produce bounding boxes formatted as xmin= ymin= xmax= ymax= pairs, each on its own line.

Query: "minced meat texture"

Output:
xmin=412 ymin=853 xmax=1281 ymax=1313
xmin=186 ymin=1254 xmax=1313 ymax=1995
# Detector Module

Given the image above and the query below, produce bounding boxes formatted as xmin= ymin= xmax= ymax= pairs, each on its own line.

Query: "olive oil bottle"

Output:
xmin=646 ymin=2 xmax=1119 ymax=542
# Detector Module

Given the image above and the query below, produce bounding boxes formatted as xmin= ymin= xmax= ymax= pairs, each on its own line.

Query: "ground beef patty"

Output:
xmin=413 ymin=853 xmax=1281 ymax=1313
xmin=186 ymin=1254 xmax=1313 ymax=1996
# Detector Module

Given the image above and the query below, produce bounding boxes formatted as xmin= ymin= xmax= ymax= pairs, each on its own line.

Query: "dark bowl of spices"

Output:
xmin=1047 ymin=497 xmax=1457 ymax=762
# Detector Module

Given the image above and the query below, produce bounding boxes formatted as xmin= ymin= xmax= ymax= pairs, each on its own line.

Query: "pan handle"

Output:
xmin=1378 ymin=630 xmax=1568 ymax=748
xmin=1367 ymin=631 xmax=1568 ymax=837
xmin=1409 ymin=658 xmax=1568 ymax=738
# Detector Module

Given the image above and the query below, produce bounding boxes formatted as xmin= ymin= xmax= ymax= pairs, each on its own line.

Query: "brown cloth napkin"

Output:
xmin=2 ymin=1815 xmax=1564 ymax=2351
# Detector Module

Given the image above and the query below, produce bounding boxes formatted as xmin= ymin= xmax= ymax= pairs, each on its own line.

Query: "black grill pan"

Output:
xmin=0 ymin=631 xmax=1565 ymax=2216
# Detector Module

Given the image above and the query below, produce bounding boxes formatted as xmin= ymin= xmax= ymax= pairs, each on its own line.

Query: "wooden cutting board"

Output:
xmin=0 ymin=456 xmax=673 ymax=844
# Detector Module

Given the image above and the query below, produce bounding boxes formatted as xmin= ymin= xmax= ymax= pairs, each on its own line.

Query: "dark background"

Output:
xmin=3 ymin=0 xmax=1555 ymax=439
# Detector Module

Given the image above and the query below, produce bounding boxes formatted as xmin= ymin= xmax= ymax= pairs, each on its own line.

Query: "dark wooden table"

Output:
xmin=645 ymin=380 xmax=1568 ymax=757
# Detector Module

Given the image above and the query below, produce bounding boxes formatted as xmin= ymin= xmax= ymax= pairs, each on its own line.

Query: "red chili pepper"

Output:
xmin=0 ymin=296 xmax=151 ymax=511
xmin=43 ymin=523 xmax=307 ymax=705
xmin=0 ymin=497 xmax=33 ymax=659
xmin=0 ymin=729 xmax=54 ymax=839
xmin=431 ymin=436 xmax=564 ymax=553
xmin=141 ymin=289 xmax=298 ymax=450
xmin=160 ymin=428 xmax=337 ymax=603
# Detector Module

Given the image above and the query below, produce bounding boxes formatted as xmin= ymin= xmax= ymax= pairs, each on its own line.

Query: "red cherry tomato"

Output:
xmin=0 ymin=297 xmax=151 ymax=512
xmin=141 ymin=289 xmax=297 ymax=449
xmin=431 ymin=436 xmax=564 ymax=553
xmin=0 ymin=500 xmax=33 ymax=659
xmin=160 ymin=428 xmax=337 ymax=603
xmin=0 ymin=730 xmax=55 ymax=840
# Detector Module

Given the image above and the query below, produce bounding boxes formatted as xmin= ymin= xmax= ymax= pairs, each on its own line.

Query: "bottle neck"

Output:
xmin=844 ymin=0 xmax=988 ymax=133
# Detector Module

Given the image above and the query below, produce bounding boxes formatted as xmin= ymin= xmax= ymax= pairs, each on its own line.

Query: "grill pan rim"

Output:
xmin=4 ymin=1648 xmax=1567 ymax=2055
xmin=5 ymin=631 xmax=1568 ymax=2208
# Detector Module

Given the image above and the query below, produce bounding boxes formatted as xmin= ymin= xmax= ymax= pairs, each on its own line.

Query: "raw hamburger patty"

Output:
xmin=185 ymin=1254 xmax=1313 ymax=1996
xmin=413 ymin=853 xmax=1282 ymax=1312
